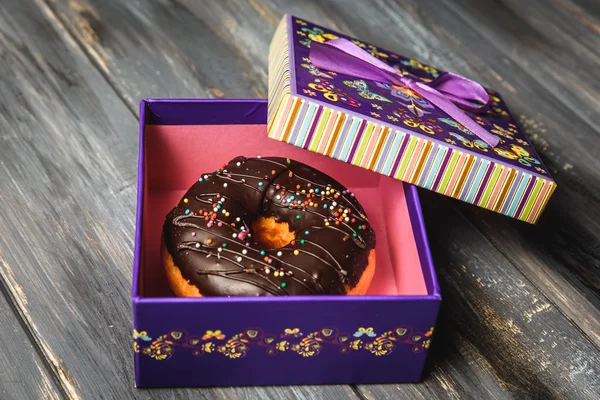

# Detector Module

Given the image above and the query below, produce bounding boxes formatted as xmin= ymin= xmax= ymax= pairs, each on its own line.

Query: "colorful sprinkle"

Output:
xmin=290 ymin=196 xmax=295 ymax=200
xmin=222 ymin=243 xmax=228 ymax=248
xmin=295 ymin=215 xmax=301 ymax=220
xmin=236 ymin=256 xmax=242 ymax=262
xmin=185 ymin=209 xmax=190 ymax=215
xmin=258 ymin=182 xmax=264 ymax=187
xmin=260 ymin=250 xmax=266 ymax=256
xmin=353 ymin=233 xmax=358 ymax=237
xmin=281 ymin=282 xmax=287 ymax=288
xmin=183 ymin=198 xmax=189 ymax=203
xmin=206 ymin=238 xmax=212 ymax=244
xmin=225 ymin=212 xmax=230 ymax=217
xmin=293 ymin=250 xmax=299 ymax=256
xmin=195 ymin=243 xmax=200 ymax=248
xmin=286 ymin=158 xmax=291 ymax=164
xmin=277 ymin=251 xmax=283 ymax=257
xmin=217 ymin=247 xmax=223 ymax=253
xmin=323 ymin=204 xmax=328 ymax=209
xmin=217 ymin=222 xmax=223 ymax=227
xmin=232 ymin=233 xmax=237 ymax=239
xmin=274 ymin=271 xmax=280 ymax=277
xmin=199 ymin=178 xmax=204 ymax=182
xmin=191 ymin=232 xmax=196 ymax=237
xmin=271 ymin=170 xmax=276 ymax=175
xmin=307 ymin=183 xmax=311 ymax=187
xmin=300 ymin=239 xmax=305 ymax=244
xmin=304 ymin=230 xmax=309 ymax=235
xmin=223 ymin=183 xmax=228 ymax=188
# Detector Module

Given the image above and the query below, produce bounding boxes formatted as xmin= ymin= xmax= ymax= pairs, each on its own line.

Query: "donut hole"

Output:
xmin=252 ymin=217 xmax=296 ymax=249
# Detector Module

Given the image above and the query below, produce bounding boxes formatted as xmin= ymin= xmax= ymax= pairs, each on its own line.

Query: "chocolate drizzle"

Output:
xmin=163 ymin=156 xmax=376 ymax=296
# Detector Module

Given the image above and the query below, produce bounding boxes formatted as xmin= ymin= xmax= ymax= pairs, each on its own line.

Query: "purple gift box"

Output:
xmin=268 ymin=15 xmax=556 ymax=223
xmin=132 ymin=99 xmax=440 ymax=386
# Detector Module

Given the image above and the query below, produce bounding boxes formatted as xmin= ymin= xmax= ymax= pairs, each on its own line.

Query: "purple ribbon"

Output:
xmin=309 ymin=38 xmax=499 ymax=147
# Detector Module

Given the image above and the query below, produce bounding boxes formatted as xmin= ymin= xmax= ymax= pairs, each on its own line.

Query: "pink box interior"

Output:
xmin=141 ymin=124 xmax=428 ymax=297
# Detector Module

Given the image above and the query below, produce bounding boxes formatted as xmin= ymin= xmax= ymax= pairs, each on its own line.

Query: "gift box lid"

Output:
xmin=267 ymin=15 xmax=556 ymax=224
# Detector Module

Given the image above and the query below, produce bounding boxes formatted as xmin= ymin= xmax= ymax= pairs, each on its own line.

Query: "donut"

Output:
xmin=162 ymin=156 xmax=376 ymax=296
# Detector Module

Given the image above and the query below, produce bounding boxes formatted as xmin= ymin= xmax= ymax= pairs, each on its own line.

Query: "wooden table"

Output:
xmin=1 ymin=0 xmax=599 ymax=398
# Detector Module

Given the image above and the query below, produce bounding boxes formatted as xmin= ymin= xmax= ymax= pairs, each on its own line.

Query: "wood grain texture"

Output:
xmin=1 ymin=0 xmax=599 ymax=398
xmin=0 ymin=284 xmax=62 ymax=400
xmin=358 ymin=191 xmax=600 ymax=399
xmin=45 ymin=0 xmax=269 ymax=107
xmin=0 ymin=1 xmax=357 ymax=399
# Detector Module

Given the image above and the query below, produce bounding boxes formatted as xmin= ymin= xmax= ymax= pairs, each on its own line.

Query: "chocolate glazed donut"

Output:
xmin=162 ymin=156 xmax=376 ymax=296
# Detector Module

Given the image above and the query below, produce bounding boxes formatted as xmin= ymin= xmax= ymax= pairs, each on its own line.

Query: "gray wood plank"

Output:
xmin=0 ymin=1 xmax=358 ymax=399
xmin=569 ymin=0 xmax=600 ymax=17
xmin=44 ymin=0 xmax=268 ymax=107
xmin=46 ymin=0 xmax=600 ymax=396
xmin=446 ymin=0 xmax=600 ymax=133
xmin=5 ymin=0 xmax=600 ymax=398
xmin=0 ymin=283 xmax=62 ymax=400
xmin=358 ymin=191 xmax=600 ymax=399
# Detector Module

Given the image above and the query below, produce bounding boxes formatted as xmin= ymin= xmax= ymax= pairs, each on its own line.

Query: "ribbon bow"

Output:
xmin=309 ymin=39 xmax=499 ymax=147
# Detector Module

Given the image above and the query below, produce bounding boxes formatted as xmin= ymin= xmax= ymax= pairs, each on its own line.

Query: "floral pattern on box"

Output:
xmin=291 ymin=18 xmax=549 ymax=176
xmin=134 ymin=326 xmax=434 ymax=360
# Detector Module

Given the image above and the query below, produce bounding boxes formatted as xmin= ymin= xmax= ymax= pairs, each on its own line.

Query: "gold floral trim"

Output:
xmin=133 ymin=326 xmax=434 ymax=360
